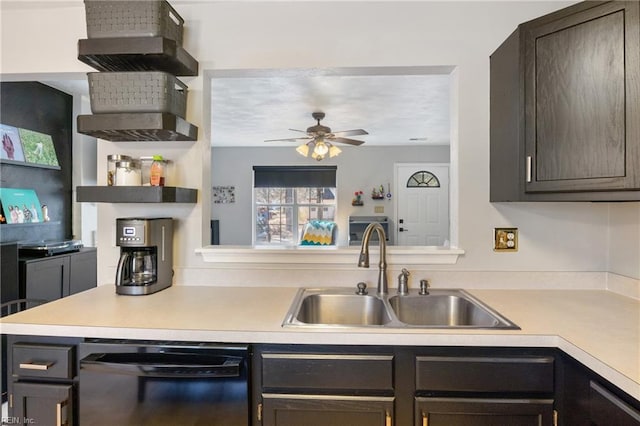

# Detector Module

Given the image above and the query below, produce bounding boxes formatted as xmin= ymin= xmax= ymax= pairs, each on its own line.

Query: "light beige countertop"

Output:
xmin=1 ymin=285 xmax=638 ymax=400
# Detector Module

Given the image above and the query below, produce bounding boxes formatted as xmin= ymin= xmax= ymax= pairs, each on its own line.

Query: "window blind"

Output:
xmin=253 ymin=166 xmax=337 ymax=188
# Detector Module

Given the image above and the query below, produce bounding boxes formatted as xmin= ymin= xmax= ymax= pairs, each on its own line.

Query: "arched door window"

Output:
xmin=406 ymin=170 xmax=440 ymax=188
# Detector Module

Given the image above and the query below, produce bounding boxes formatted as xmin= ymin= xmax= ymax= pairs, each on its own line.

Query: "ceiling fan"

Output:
xmin=264 ymin=112 xmax=368 ymax=160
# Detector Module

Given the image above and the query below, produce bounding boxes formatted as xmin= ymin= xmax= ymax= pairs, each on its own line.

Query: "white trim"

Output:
xmin=196 ymin=245 xmax=464 ymax=266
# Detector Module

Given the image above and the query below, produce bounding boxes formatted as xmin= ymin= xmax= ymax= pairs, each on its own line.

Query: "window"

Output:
xmin=253 ymin=166 xmax=337 ymax=245
xmin=406 ymin=170 xmax=441 ymax=187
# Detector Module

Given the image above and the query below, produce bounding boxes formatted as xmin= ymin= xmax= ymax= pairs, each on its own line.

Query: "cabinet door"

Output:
xmin=416 ymin=397 xmax=554 ymax=426
xmin=524 ymin=1 xmax=640 ymax=193
xmin=590 ymin=381 xmax=640 ymax=426
xmin=261 ymin=394 xmax=394 ymax=426
xmin=11 ymin=382 xmax=73 ymax=426
xmin=68 ymin=249 xmax=97 ymax=295
xmin=22 ymin=256 xmax=70 ymax=302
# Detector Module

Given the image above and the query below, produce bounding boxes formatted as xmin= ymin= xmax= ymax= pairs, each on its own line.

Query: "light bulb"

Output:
xmin=313 ymin=140 xmax=329 ymax=156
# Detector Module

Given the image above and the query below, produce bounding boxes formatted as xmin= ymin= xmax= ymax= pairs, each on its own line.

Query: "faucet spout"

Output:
xmin=357 ymin=222 xmax=388 ymax=295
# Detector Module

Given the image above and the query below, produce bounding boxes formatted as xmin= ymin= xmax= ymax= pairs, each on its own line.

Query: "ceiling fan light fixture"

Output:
xmin=328 ymin=144 xmax=341 ymax=158
xmin=311 ymin=151 xmax=324 ymax=161
xmin=296 ymin=143 xmax=310 ymax=157
xmin=313 ymin=140 xmax=329 ymax=157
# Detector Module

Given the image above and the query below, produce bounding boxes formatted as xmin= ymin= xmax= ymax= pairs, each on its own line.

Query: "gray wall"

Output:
xmin=211 ymin=145 xmax=450 ymax=246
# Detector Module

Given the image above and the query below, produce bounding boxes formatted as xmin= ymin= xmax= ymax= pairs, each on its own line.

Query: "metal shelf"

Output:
xmin=78 ymin=37 xmax=198 ymax=76
xmin=77 ymin=186 xmax=197 ymax=203
xmin=77 ymin=112 xmax=198 ymax=141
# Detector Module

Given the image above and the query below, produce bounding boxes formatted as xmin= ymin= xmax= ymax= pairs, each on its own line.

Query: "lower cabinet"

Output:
xmin=416 ymin=398 xmax=553 ymax=426
xmin=557 ymin=352 xmax=640 ymax=426
xmin=20 ymin=248 xmax=97 ymax=302
xmin=12 ymin=382 xmax=73 ymax=426
xmin=253 ymin=345 xmax=557 ymax=426
xmin=254 ymin=345 xmax=396 ymax=426
xmin=261 ymin=394 xmax=394 ymax=426
xmin=7 ymin=336 xmax=80 ymax=426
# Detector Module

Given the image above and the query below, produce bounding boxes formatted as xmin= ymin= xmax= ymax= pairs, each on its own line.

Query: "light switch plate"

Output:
xmin=494 ymin=228 xmax=518 ymax=252
xmin=374 ymin=206 xmax=384 ymax=213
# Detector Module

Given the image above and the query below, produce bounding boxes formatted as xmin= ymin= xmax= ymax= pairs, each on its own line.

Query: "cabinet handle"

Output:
xmin=56 ymin=400 xmax=68 ymax=426
xmin=257 ymin=403 xmax=263 ymax=421
xmin=553 ymin=409 xmax=558 ymax=426
xmin=19 ymin=361 xmax=53 ymax=371
xmin=385 ymin=411 xmax=392 ymax=426
xmin=422 ymin=412 xmax=428 ymax=426
xmin=526 ymin=155 xmax=532 ymax=183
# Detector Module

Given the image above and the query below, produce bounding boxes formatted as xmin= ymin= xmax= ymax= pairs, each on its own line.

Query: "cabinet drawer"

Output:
xmin=12 ymin=343 xmax=75 ymax=379
xmin=416 ymin=356 xmax=554 ymax=393
xmin=262 ymin=353 xmax=394 ymax=391
xmin=590 ymin=381 xmax=640 ymax=425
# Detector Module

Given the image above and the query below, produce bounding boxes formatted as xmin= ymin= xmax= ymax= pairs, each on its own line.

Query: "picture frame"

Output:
xmin=0 ymin=124 xmax=26 ymax=162
xmin=212 ymin=186 xmax=235 ymax=204
xmin=0 ymin=188 xmax=44 ymax=224
xmin=0 ymin=123 xmax=60 ymax=169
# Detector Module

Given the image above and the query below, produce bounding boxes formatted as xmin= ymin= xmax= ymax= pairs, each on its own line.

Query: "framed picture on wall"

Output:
xmin=0 ymin=124 xmax=26 ymax=162
xmin=0 ymin=188 xmax=43 ymax=224
xmin=19 ymin=128 xmax=60 ymax=168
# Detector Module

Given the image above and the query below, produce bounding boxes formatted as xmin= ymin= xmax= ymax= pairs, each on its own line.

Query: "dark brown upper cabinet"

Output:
xmin=490 ymin=1 xmax=640 ymax=201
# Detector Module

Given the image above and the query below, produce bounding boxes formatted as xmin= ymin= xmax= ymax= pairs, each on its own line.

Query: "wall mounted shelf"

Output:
xmin=77 ymin=112 xmax=198 ymax=141
xmin=78 ymin=37 xmax=198 ymax=76
xmin=77 ymin=186 xmax=197 ymax=203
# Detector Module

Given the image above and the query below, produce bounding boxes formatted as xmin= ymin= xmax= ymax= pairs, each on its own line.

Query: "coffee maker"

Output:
xmin=115 ymin=218 xmax=173 ymax=295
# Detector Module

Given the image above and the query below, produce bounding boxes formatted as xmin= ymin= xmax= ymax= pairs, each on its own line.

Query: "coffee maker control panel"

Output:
xmin=116 ymin=220 xmax=148 ymax=247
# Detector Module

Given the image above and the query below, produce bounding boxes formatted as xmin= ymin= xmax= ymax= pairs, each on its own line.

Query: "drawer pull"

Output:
xmin=57 ymin=400 xmax=69 ymax=426
xmin=19 ymin=361 xmax=53 ymax=371
xmin=422 ymin=412 xmax=428 ymax=426
xmin=385 ymin=411 xmax=392 ymax=426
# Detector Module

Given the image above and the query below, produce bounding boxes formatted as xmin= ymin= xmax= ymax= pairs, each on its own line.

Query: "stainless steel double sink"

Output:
xmin=283 ymin=287 xmax=519 ymax=329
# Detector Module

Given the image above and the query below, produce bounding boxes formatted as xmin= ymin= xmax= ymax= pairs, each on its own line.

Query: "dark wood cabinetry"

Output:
xmin=254 ymin=345 xmax=395 ymax=426
xmin=253 ymin=345 xmax=557 ymax=426
xmin=416 ymin=398 xmax=554 ymax=426
xmin=6 ymin=336 xmax=80 ymax=426
xmin=19 ymin=248 xmax=97 ymax=303
xmin=556 ymin=352 xmax=640 ymax=426
xmin=490 ymin=1 xmax=640 ymax=201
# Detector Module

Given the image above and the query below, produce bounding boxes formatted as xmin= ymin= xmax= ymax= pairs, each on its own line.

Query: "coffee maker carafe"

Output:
xmin=115 ymin=218 xmax=173 ymax=295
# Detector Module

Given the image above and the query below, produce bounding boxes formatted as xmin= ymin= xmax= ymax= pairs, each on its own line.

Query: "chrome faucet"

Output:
xmin=357 ymin=222 xmax=388 ymax=295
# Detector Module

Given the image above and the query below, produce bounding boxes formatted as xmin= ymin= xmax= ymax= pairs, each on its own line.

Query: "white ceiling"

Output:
xmin=210 ymin=67 xmax=452 ymax=147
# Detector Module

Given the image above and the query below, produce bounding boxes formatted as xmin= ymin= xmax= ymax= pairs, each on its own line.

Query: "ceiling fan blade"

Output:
xmin=264 ymin=137 xmax=311 ymax=143
xmin=329 ymin=137 xmax=365 ymax=146
xmin=287 ymin=128 xmax=309 ymax=133
xmin=331 ymin=129 xmax=368 ymax=137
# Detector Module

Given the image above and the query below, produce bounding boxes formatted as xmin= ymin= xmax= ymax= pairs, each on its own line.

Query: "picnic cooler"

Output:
xmin=84 ymin=0 xmax=184 ymax=44
xmin=88 ymin=71 xmax=188 ymax=117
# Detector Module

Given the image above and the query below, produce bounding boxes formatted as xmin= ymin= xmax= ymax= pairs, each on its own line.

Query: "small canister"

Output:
xmin=107 ymin=154 xmax=132 ymax=186
xmin=115 ymin=159 xmax=142 ymax=186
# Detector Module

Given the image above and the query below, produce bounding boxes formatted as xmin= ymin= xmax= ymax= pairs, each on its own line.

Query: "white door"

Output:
xmin=395 ymin=163 xmax=449 ymax=246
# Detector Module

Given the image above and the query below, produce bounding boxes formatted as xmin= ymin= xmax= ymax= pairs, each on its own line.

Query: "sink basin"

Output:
xmin=283 ymin=288 xmax=519 ymax=329
xmin=388 ymin=291 xmax=517 ymax=328
xmin=287 ymin=290 xmax=392 ymax=326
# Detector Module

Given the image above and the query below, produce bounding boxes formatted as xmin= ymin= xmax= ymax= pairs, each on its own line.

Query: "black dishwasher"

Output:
xmin=79 ymin=339 xmax=249 ymax=426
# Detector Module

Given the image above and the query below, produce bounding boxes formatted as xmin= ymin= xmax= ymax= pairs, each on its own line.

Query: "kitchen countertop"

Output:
xmin=1 ymin=285 xmax=638 ymax=400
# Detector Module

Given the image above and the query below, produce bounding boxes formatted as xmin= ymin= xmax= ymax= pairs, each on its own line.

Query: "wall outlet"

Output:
xmin=374 ymin=206 xmax=384 ymax=213
xmin=494 ymin=228 xmax=518 ymax=251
